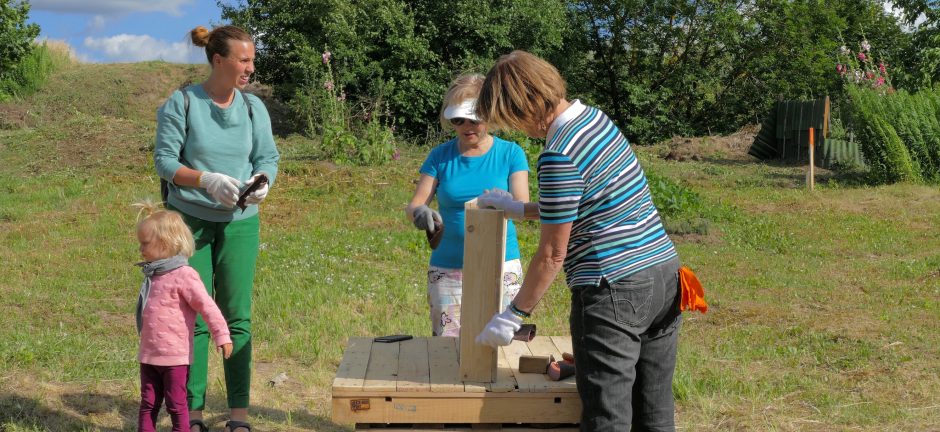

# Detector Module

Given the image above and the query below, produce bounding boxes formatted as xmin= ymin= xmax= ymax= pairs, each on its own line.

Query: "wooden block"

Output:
xmin=518 ymin=355 xmax=553 ymax=374
xmin=459 ymin=203 xmax=507 ymax=383
xmin=397 ymin=337 xmax=430 ymax=392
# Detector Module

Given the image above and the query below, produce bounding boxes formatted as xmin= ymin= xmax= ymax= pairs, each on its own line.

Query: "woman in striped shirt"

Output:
xmin=473 ymin=51 xmax=682 ymax=432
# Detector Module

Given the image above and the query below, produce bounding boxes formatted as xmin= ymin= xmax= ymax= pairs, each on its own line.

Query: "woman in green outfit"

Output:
xmin=154 ymin=24 xmax=279 ymax=432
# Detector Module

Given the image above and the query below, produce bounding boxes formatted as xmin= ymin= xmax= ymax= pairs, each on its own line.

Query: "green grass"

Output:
xmin=2 ymin=63 xmax=940 ymax=431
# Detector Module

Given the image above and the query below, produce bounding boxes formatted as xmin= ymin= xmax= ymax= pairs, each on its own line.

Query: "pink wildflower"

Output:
xmin=860 ymin=40 xmax=870 ymax=52
xmin=322 ymin=50 xmax=331 ymax=65
xmin=324 ymin=81 xmax=334 ymax=91
xmin=337 ymin=91 xmax=346 ymax=102
xmin=866 ymin=71 xmax=874 ymax=80
xmin=858 ymin=52 xmax=866 ymax=61
xmin=836 ymin=64 xmax=844 ymax=74
xmin=392 ymin=148 xmax=401 ymax=161
xmin=876 ymin=76 xmax=885 ymax=87
xmin=879 ymin=63 xmax=887 ymax=74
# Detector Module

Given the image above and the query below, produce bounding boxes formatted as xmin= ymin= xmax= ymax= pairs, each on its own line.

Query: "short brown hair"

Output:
xmin=439 ymin=73 xmax=485 ymax=131
xmin=190 ymin=25 xmax=253 ymax=64
xmin=477 ymin=50 xmax=567 ymax=132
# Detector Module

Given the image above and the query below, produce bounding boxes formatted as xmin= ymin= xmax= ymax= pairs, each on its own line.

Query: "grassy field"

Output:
xmin=1 ymin=62 xmax=939 ymax=431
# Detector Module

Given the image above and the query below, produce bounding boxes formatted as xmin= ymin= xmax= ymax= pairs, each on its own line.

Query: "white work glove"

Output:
xmin=243 ymin=173 xmax=269 ymax=205
xmin=477 ymin=189 xmax=524 ymax=220
xmin=412 ymin=204 xmax=442 ymax=232
xmin=199 ymin=172 xmax=241 ymax=208
xmin=475 ymin=308 xmax=523 ymax=347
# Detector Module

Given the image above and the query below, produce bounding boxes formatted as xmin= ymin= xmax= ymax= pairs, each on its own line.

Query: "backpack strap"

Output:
xmin=240 ymin=89 xmax=253 ymax=120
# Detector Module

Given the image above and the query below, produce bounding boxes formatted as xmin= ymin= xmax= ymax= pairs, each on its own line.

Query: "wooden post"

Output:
xmin=458 ymin=199 xmax=506 ymax=383
xmin=807 ymin=127 xmax=815 ymax=190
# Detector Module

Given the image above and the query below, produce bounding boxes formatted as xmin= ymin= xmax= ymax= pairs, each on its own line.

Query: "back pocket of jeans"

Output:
xmin=611 ymin=277 xmax=654 ymax=326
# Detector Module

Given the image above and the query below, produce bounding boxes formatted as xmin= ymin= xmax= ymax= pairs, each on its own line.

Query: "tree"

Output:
xmin=220 ymin=0 xmax=568 ymax=136
xmin=0 ymin=0 xmax=40 ymax=82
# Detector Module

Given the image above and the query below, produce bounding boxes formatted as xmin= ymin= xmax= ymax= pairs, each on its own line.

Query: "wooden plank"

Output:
xmin=501 ymin=340 xmax=544 ymax=393
xmin=363 ymin=338 xmax=401 ymax=392
xmin=356 ymin=423 xmax=581 ymax=432
xmin=428 ymin=337 xmax=464 ymax=393
xmin=333 ymin=337 xmax=373 ymax=392
xmin=398 ymin=337 xmax=431 ymax=392
xmin=489 ymin=342 xmax=517 ymax=393
xmin=332 ymin=394 xmax=582 ymax=424
xmin=459 ymin=204 xmax=506 ymax=383
xmin=527 ymin=338 xmax=576 ymax=393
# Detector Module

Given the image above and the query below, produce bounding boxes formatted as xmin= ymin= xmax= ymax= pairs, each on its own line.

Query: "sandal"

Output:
xmin=225 ymin=420 xmax=252 ymax=432
xmin=189 ymin=419 xmax=209 ymax=432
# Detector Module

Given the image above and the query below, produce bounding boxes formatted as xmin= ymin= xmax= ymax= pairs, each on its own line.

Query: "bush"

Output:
xmin=292 ymin=49 xmax=398 ymax=166
xmin=0 ymin=41 xmax=71 ymax=102
xmin=844 ymin=84 xmax=940 ymax=184
xmin=0 ymin=0 xmax=39 ymax=80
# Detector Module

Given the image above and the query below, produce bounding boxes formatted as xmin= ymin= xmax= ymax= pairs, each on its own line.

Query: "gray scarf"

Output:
xmin=136 ymin=255 xmax=189 ymax=334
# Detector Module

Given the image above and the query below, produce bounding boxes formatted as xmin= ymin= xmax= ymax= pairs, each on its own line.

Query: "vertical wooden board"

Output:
xmin=363 ymin=339 xmax=400 ymax=392
xmin=396 ymin=337 xmax=430 ymax=392
xmin=428 ymin=337 xmax=464 ymax=393
xmin=459 ymin=206 xmax=506 ymax=383
xmin=332 ymin=337 xmax=373 ymax=392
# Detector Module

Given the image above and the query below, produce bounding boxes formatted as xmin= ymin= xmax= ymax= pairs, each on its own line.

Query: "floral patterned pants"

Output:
xmin=426 ymin=259 xmax=523 ymax=337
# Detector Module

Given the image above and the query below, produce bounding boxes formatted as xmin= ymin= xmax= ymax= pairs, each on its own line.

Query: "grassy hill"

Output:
xmin=1 ymin=62 xmax=939 ymax=431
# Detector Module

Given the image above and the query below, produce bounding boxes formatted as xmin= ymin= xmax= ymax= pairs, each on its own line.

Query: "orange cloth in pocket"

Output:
xmin=679 ymin=266 xmax=708 ymax=313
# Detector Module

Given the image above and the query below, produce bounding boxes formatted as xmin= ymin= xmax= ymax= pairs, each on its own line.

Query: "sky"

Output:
xmin=27 ymin=0 xmax=239 ymax=64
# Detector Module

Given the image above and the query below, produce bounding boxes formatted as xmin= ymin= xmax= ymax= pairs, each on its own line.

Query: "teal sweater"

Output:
xmin=155 ymin=84 xmax=280 ymax=222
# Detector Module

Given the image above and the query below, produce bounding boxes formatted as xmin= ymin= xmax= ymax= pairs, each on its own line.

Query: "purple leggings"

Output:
xmin=139 ymin=363 xmax=189 ymax=432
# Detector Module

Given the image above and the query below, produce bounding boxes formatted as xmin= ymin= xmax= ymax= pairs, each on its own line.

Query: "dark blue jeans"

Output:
xmin=570 ymin=257 xmax=682 ymax=432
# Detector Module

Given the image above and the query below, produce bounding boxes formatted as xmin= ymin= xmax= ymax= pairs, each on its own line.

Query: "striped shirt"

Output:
xmin=538 ymin=101 xmax=677 ymax=287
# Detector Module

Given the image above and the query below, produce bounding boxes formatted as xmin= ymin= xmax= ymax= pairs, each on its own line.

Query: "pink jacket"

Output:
xmin=138 ymin=266 xmax=232 ymax=366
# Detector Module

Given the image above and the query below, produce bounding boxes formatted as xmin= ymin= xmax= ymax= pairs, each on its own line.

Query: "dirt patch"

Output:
xmin=662 ymin=124 xmax=760 ymax=162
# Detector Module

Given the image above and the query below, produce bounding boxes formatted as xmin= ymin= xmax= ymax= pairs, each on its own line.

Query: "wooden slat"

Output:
xmin=527 ymin=338 xmax=576 ymax=392
xmin=501 ymin=340 xmax=545 ymax=393
xmin=332 ymin=337 xmax=373 ymax=391
xmin=397 ymin=337 xmax=431 ymax=392
xmin=550 ymin=336 xmax=573 ymax=358
xmin=489 ymin=343 xmax=517 ymax=393
xmin=332 ymin=394 xmax=582 ymax=424
xmin=428 ymin=337 xmax=463 ymax=393
xmin=459 ymin=205 xmax=506 ymax=383
xmin=363 ymin=339 xmax=401 ymax=392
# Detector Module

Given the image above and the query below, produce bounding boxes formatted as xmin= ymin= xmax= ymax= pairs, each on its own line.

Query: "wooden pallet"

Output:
xmin=332 ymin=336 xmax=580 ymax=427
xmin=355 ymin=424 xmax=578 ymax=431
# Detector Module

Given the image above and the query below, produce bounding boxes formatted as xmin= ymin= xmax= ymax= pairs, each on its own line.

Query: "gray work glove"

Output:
xmin=412 ymin=205 xmax=442 ymax=232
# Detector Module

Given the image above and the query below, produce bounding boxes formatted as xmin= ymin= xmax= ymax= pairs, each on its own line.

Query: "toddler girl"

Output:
xmin=133 ymin=201 xmax=233 ymax=432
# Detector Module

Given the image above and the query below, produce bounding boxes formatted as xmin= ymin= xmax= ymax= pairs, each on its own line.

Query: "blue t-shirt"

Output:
xmin=420 ymin=136 xmax=529 ymax=268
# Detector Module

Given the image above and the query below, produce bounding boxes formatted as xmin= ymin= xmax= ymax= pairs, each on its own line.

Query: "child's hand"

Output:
xmin=219 ymin=343 xmax=233 ymax=359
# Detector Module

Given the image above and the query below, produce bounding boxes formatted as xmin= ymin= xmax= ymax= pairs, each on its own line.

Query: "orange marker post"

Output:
xmin=808 ymin=127 xmax=815 ymax=190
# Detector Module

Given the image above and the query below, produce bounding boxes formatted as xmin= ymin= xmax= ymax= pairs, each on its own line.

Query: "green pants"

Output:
xmin=176 ymin=210 xmax=259 ymax=410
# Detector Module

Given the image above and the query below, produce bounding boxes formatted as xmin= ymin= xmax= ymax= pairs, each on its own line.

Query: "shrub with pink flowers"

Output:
xmin=291 ymin=48 xmax=397 ymax=166
xmin=839 ymin=39 xmax=940 ymax=184
xmin=835 ymin=39 xmax=893 ymax=94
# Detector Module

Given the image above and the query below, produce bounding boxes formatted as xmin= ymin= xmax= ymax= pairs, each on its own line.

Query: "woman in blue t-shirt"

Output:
xmin=405 ymin=73 xmax=530 ymax=337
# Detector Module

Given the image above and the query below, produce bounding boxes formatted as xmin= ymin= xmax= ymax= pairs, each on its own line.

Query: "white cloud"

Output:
xmin=31 ymin=0 xmax=193 ymax=16
xmin=83 ymin=34 xmax=203 ymax=63
xmin=86 ymin=15 xmax=107 ymax=32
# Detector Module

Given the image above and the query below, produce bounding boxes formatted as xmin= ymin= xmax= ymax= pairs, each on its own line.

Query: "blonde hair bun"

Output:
xmin=190 ymin=26 xmax=210 ymax=47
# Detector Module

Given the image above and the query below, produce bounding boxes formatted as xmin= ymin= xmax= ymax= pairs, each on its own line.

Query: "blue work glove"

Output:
xmin=412 ymin=204 xmax=442 ymax=232
xmin=475 ymin=308 xmax=523 ymax=347
xmin=477 ymin=189 xmax=524 ymax=220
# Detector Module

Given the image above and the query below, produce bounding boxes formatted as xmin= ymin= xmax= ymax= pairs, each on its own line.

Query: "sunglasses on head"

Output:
xmin=449 ymin=117 xmax=480 ymax=126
